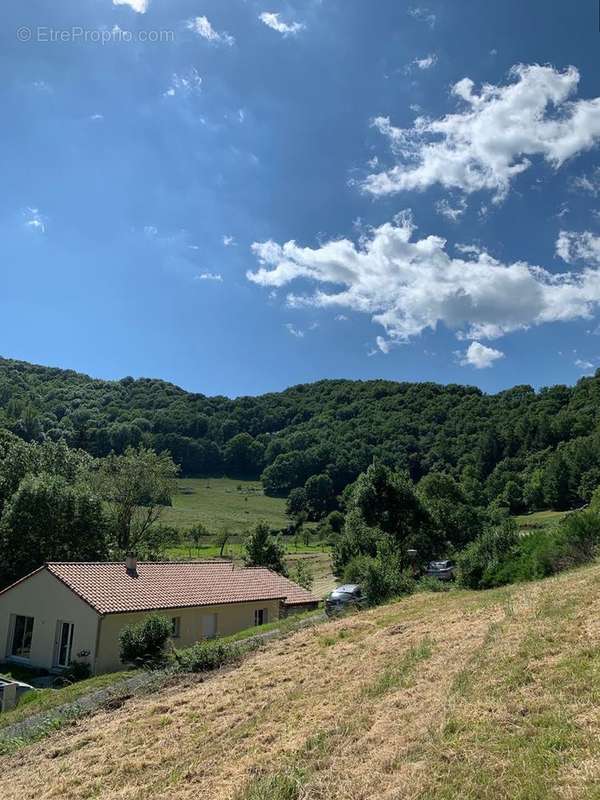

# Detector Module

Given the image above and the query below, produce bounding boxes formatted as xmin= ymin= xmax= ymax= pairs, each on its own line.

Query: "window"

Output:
xmin=254 ymin=608 xmax=268 ymax=627
xmin=11 ymin=615 xmax=34 ymax=660
xmin=55 ymin=621 xmax=75 ymax=668
xmin=171 ymin=617 xmax=181 ymax=638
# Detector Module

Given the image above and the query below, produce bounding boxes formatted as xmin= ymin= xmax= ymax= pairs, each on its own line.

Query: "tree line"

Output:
xmin=3 ymin=357 xmax=600 ymax=516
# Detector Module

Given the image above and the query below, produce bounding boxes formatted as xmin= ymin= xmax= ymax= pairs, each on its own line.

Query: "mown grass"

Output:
xmin=9 ymin=565 xmax=600 ymax=800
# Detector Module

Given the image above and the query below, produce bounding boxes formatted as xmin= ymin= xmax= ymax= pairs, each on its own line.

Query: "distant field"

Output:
xmin=514 ymin=509 xmax=568 ymax=529
xmin=161 ymin=477 xmax=288 ymax=534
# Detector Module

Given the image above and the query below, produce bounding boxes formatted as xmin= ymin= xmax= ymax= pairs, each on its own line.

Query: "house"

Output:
xmin=0 ymin=558 xmax=319 ymax=675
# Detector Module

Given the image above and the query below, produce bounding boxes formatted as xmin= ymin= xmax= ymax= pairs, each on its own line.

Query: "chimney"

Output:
xmin=125 ymin=553 xmax=138 ymax=576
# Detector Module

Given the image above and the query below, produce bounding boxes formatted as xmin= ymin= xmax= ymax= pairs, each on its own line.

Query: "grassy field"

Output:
xmin=161 ymin=477 xmax=289 ymax=534
xmin=514 ymin=509 xmax=568 ymax=530
xmin=8 ymin=564 xmax=600 ymax=799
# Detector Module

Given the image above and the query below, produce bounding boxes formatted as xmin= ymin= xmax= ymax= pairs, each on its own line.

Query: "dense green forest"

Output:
xmin=2 ymin=356 xmax=600 ymax=514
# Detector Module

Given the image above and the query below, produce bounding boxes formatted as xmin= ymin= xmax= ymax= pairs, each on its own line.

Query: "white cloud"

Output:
xmin=408 ymin=7 xmax=436 ymax=27
xmin=363 ymin=65 xmax=600 ymax=202
xmin=435 ymin=197 xmax=467 ymax=222
xmin=460 ymin=341 xmax=505 ymax=369
xmin=248 ymin=213 xmax=600 ymax=349
xmin=90 ymin=113 xmax=104 ymax=121
xmin=575 ymin=357 xmax=594 ymax=371
xmin=259 ymin=12 xmax=305 ymax=36
xmin=187 ymin=16 xmax=234 ymax=46
xmin=376 ymin=336 xmax=392 ymax=354
xmin=556 ymin=230 xmax=600 ymax=265
xmin=24 ymin=207 xmax=46 ymax=233
xmin=32 ymin=80 xmax=51 ymax=93
xmin=223 ymin=235 xmax=236 ymax=247
xmin=195 ymin=272 xmax=223 ymax=282
xmin=411 ymin=54 xmax=437 ymax=71
xmin=163 ymin=68 xmax=202 ymax=98
xmin=113 ymin=0 xmax=148 ymax=13
xmin=285 ymin=323 xmax=305 ymax=338
xmin=571 ymin=168 xmax=600 ymax=197
xmin=335 ymin=314 xmax=348 ymax=321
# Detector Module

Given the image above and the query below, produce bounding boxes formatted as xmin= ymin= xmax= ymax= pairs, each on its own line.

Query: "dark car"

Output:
xmin=325 ymin=584 xmax=365 ymax=616
xmin=425 ymin=560 xmax=455 ymax=581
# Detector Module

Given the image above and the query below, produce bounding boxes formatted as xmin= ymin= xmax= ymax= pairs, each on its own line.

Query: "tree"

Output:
xmin=0 ymin=473 xmax=108 ymax=587
xmin=418 ymin=472 xmax=484 ymax=549
xmin=304 ymin=474 xmax=335 ymax=520
xmin=223 ymin=433 xmax=264 ymax=479
xmin=332 ymin=464 xmax=439 ymax=582
xmin=543 ymin=453 xmax=571 ymax=510
xmin=289 ymin=559 xmax=314 ymax=591
xmin=94 ymin=446 xmax=179 ymax=555
xmin=243 ymin=522 xmax=288 ymax=575
xmin=214 ymin=528 xmax=232 ymax=558
xmin=286 ymin=487 xmax=307 ymax=518
xmin=188 ymin=522 xmax=209 ymax=555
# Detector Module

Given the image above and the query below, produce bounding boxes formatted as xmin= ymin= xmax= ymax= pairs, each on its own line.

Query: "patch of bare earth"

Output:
xmin=6 ymin=566 xmax=600 ymax=799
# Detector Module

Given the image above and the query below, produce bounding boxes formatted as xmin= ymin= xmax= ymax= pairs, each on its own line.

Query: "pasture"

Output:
xmin=161 ymin=477 xmax=289 ymax=534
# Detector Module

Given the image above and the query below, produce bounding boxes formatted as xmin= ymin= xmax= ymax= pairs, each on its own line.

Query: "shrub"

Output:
xmin=119 ymin=613 xmax=172 ymax=667
xmin=175 ymin=638 xmax=242 ymax=673
xmin=458 ymin=510 xmax=600 ymax=590
xmin=457 ymin=520 xmax=520 ymax=589
xmin=417 ymin=576 xmax=452 ymax=593
xmin=62 ymin=660 xmax=91 ymax=682
xmin=343 ymin=553 xmax=415 ymax=605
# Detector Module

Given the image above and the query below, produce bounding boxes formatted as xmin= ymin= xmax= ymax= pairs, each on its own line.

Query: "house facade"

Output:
xmin=0 ymin=560 xmax=319 ymax=675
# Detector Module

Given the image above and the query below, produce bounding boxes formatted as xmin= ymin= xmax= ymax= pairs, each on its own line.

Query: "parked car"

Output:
xmin=425 ymin=560 xmax=455 ymax=581
xmin=325 ymin=584 xmax=366 ymax=616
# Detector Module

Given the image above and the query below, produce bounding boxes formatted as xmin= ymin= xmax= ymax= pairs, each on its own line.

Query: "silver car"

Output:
xmin=325 ymin=584 xmax=365 ymax=615
xmin=425 ymin=560 xmax=455 ymax=581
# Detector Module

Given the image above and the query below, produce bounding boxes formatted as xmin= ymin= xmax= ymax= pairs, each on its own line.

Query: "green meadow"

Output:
xmin=161 ymin=477 xmax=289 ymax=535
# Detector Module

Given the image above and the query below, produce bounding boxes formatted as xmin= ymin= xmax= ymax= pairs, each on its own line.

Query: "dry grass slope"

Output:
xmin=6 ymin=565 xmax=600 ymax=799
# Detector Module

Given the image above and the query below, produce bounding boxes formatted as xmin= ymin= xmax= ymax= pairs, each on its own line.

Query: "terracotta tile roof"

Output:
xmin=41 ymin=561 xmax=319 ymax=615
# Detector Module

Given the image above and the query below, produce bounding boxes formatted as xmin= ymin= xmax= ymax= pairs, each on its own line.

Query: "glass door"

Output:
xmin=55 ymin=621 xmax=74 ymax=667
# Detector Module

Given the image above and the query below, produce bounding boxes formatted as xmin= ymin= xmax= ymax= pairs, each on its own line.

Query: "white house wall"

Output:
xmin=0 ymin=569 xmax=100 ymax=673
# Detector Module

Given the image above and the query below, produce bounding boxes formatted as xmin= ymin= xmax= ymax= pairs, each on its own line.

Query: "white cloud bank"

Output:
xmin=113 ymin=0 xmax=148 ymax=13
xmin=259 ymin=12 xmax=305 ymax=36
xmin=363 ymin=64 xmax=600 ymax=201
xmin=460 ymin=341 xmax=504 ymax=369
xmin=187 ymin=16 xmax=234 ymax=46
xmin=248 ymin=214 xmax=600 ymax=352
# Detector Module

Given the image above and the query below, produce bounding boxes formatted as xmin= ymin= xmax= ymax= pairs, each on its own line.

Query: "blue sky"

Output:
xmin=2 ymin=0 xmax=600 ymax=396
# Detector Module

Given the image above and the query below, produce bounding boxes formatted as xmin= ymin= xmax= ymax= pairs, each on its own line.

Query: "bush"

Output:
xmin=417 ymin=576 xmax=452 ymax=593
xmin=458 ymin=511 xmax=600 ymax=590
xmin=62 ymin=660 xmax=91 ymax=682
xmin=175 ymin=638 xmax=242 ymax=673
xmin=119 ymin=613 xmax=172 ymax=667
xmin=343 ymin=553 xmax=415 ymax=605
xmin=457 ymin=520 xmax=520 ymax=590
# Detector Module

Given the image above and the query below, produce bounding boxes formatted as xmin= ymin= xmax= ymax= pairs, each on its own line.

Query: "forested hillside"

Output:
xmin=2 ymin=356 xmax=600 ymax=513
